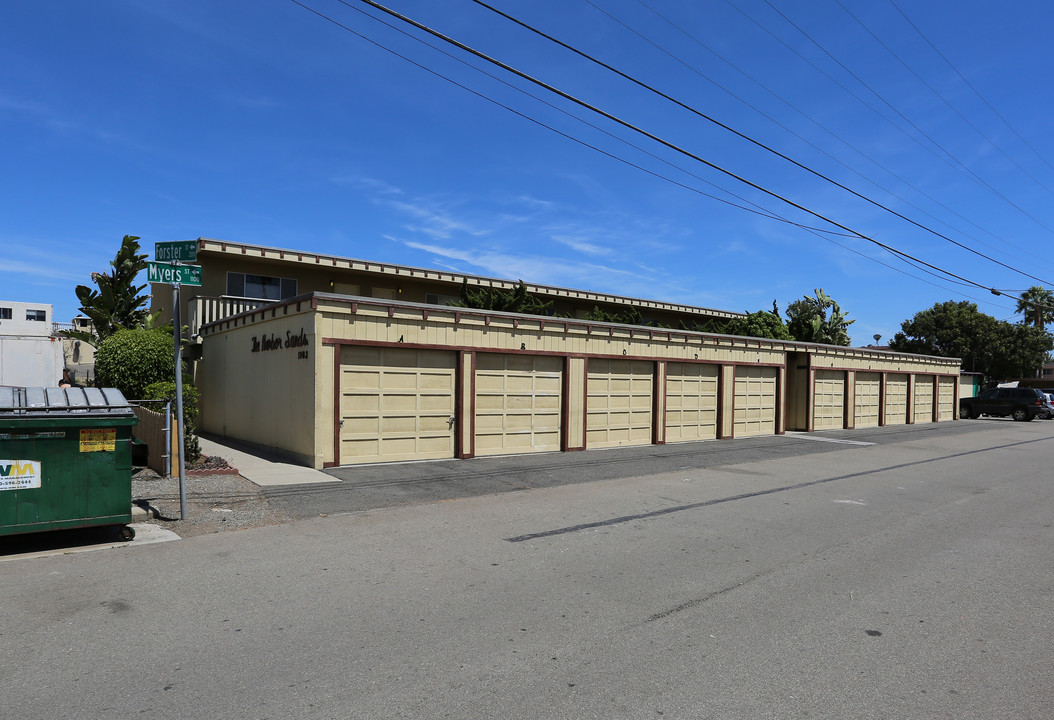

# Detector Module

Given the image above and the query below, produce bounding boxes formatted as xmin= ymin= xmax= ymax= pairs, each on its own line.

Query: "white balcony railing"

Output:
xmin=188 ymin=296 xmax=270 ymax=336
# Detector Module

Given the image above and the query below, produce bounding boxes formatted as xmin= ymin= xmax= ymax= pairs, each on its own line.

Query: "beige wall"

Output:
xmin=198 ymin=294 xmax=962 ymax=468
xmin=196 ymin=303 xmax=319 ymax=466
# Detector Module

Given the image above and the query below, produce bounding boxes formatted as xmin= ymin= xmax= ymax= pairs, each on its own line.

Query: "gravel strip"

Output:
xmin=132 ymin=466 xmax=292 ymax=538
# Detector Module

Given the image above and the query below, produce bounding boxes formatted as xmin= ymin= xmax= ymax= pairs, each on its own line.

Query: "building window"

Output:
xmin=0 ymin=307 xmax=11 ymax=320
xmin=26 ymin=309 xmax=46 ymax=322
xmin=226 ymin=272 xmax=297 ymax=301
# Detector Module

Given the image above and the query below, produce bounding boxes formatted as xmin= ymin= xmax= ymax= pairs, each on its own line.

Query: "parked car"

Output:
xmin=959 ymin=387 xmax=1052 ymax=421
xmin=1040 ymin=393 xmax=1054 ymax=420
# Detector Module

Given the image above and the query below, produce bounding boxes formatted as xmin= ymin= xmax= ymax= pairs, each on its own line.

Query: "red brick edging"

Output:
xmin=187 ymin=466 xmax=240 ymax=476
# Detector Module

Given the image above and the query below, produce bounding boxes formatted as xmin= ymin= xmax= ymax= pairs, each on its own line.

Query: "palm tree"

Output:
xmin=1015 ymin=286 xmax=1054 ymax=329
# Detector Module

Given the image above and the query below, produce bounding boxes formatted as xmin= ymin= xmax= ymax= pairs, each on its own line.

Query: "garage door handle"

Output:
xmin=447 ymin=416 xmax=456 ymax=428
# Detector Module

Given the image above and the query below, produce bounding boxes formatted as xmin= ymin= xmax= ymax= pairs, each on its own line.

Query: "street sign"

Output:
xmin=155 ymin=240 xmax=199 ymax=263
xmin=147 ymin=261 xmax=202 ymax=286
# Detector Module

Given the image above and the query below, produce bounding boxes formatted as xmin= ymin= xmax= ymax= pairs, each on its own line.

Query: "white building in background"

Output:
xmin=0 ymin=301 xmax=65 ymax=387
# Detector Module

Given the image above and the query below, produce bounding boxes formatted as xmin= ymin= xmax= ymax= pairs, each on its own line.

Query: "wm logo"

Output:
xmin=0 ymin=461 xmax=36 ymax=477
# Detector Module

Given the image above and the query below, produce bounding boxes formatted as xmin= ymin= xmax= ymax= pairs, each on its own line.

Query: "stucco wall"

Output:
xmin=0 ymin=336 xmax=65 ymax=387
xmin=196 ymin=303 xmax=319 ymax=466
xmin=198 ymin=293 xmax=961 ymax=469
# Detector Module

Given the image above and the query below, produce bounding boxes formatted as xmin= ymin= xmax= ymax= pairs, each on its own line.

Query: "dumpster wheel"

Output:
xmin=120 ymin=525 xmax=136 ymax=542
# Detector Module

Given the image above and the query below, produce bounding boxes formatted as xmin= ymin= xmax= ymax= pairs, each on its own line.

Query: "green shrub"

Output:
xmin=94 ymin=328 xmax=177 ymax=399
xmin=143 ymin=381 xmax=201 ymax=462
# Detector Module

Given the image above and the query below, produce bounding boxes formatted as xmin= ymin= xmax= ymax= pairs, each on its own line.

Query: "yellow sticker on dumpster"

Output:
xmin=79 ymin=428 xmax=116 ymax=452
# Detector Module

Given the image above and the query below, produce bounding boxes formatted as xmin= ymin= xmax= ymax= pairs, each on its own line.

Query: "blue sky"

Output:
xmin=4 ymin=0 xmax=1054 ymax=345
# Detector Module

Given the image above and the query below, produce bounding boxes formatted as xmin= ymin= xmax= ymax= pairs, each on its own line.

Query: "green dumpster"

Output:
xmin=0 ymin=386 xmax=138 ymax=540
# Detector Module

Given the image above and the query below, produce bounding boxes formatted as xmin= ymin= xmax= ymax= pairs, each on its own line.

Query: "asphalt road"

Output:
xmin=2 ymin=419 xmax=1052 ymax=719
xmin=265 ymin=421 xmax=994 ymax=517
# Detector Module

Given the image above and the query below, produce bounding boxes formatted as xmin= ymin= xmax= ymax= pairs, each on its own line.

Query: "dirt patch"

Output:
xmin=132 ymin=460 xmax=291 ymax=538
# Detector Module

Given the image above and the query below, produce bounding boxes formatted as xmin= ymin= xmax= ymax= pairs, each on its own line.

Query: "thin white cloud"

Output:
xmin=384 ymin=199 xmax=489 ymax=239
xmin=0 ymin=95 xmax=48 ymax=114
xmin=514 ymin=195 xmax=555 ymax=210
xmin=552 ymin=235 xmax=611 ymax=256
xmin=331 ymin=174 xmax=404 ymax=195
xmin=399 ymin=239 xmax=657 ymax=293
xmin=3 ymin=258 xmax=87 ymax=284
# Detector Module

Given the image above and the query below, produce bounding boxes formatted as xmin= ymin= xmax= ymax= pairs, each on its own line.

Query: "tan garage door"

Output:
xmin=937 ymin=376 xmax=955 ymax=421
xmin=587 ymin=359 xmax=654 ymax=448
xmin=665 ymin=363 xmax=719 ymax=443
xmin=813 ymin=369 xmax=845 ymax=430
xmin=914 ymin=375 xmax=935 ymax=423
xmin=854 ymin=372 xmax=882 ymax=428
xmin=339 ymin=346 xmax=456 ymax=464
xmin=475 ymin=354 xmax=562 ymax=456
xmin=734 ymin=366 xmax=777 ymax=437
xmin=885 ymin=374 xmax=908 ymax=425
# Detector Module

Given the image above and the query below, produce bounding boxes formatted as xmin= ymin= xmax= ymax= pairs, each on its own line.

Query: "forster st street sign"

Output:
xmin=154 ymin=240 xmax=199 ymax=263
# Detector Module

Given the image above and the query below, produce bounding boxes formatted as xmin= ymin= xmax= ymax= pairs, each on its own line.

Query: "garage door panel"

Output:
xmin=502 ymin=413 xmax=537 ymax=430
xmin=937 ymin=377 xmax=955 ymax=420
xmin=340 ymin=347 xmax=456 ymax=464
xmin=342 ymin=393 xmax=380 ymax=413
xmin=814 ymin=369 xmax=845 ymax=430
xmin=419 ymin=394 xmax=455 ymax=412
xmin=734 ymin=367 xmax=777 ymax=437
xmin=587 ymin=359 xmax=654 ymax=449
xmin=885 ymin=374 xmax=908 ymax=425
xmin=854 ymin=373 xmax=881 ymax=427
xmin=914 ymin=375 xmax=935 ymax=423
xmin=476 ymin=394 xmax=506 ymax=411
xmin=665 ymin=363 xmax=719 ymax=443
xmin=379 ymin=416 xmax=419 ymax=433
xmin=474 ymin=354 xmax=563 ymax=456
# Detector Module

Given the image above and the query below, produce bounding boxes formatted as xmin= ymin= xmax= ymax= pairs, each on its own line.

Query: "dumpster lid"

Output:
xmin=0 ymin=387 xmax=135 ymax=417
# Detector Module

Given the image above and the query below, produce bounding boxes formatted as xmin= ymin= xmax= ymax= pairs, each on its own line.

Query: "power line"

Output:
xmin=288 ymin=0 xmax=1003 ymax=304
xmin=889 ymin=0 xmax=1054 ymax=178
xmin=579 ymin=0 xmax=1054 ymax=278
xmin=832 ymin=0 xmax=1054 ymax=201
xmin=623 ymin=0 xmax=1054 ymax=274
xmin=719 ymin=0 xmax=1054 ymax=265
xmin=308 ymin=0 xmax=1029 ymax=298
xmin=465 ymin=0 xmax=1052 ymax=285
xmin=286 ymin=0 xmax=857 ymax=238
xmin=758 ymin=0 xmax=1054 ymax=238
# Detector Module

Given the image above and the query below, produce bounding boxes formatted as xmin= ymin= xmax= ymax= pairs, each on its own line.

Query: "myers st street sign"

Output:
xmin=147 ymin=261 xmax=202 ymax=286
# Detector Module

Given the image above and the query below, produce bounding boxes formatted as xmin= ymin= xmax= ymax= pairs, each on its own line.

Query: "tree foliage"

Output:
xmin=784 ymin=288 xmax=854 ymax=345
xmin=1015 ymin=285 xmax=1054 ymax=328
xmin=723 ymin=308 xmax=793 ymax=341
xmin=889 ymin=300 xmax=1053 ymax=383
xmin=63 ymin=235 xmax=151 ymax=346
xmin=582 ymin=305 xmax=645 ymax=326
xmin=453 ymin=279 xmax=554 ymax=316
xmin=94 ymin=328 xmax=177 ymax=400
